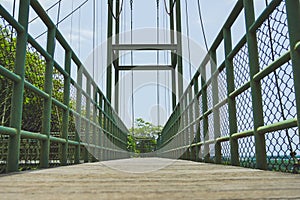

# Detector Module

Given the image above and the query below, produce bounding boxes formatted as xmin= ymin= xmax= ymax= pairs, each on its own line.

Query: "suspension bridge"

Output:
xmin=0 ymin=0 xmax=300 ymax=199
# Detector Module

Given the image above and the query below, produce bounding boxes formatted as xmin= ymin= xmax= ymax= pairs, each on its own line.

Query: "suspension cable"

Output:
xmin=78 ymin=7 xmax=81 ymax=57
xmin=184 ymin=0 xmax=192 ymax=80
xmin=264 ymin=0 xmax=298 ymax=167
xmin=196 ymin=0 xmax=208 ymax=52
xmin=162 ymin=3 xmax=168 ymax=117
xmin=101 ymin=0 xmax=104 ymax=90
xmin=69 ymin=0 xmax=74 ymax=44
xmin=10 ymin=0 xmax=17 ymax=52
xmin=108 ymin=0 xmax=124 ymax=20
xmin=163 ymin=0 xmax=176 ymax=16
xmin=156 ymin=0 xmax=160 ymax=127
xmin=93 ymin=0 xmax=96 ymax=79
xmin=56 ymin=0 xmax=62 ymax=27
xmin=12 ymin=0 xmax=16 ymax=18
xmin=35 ymin=0 xmax=89 ymax=40
xmin=121 ymin=0 xmax=127 ymax=119
xmin=130 ymin=0 xmax=135 ymax=134
xmin=29 ymin=0 xmax=63 ymax=24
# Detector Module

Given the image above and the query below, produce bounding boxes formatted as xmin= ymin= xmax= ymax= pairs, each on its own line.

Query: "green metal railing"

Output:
xmin=157 ymin=0 xmax=300 ymax=173
xmin=0 ymin=0 xmax=129 ymax=173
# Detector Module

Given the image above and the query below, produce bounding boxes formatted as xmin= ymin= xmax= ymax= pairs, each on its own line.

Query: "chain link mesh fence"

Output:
xmin=0 ymin=16 xmax=16 ymax=173
xmin=158 ymin=0 xmax=300 ymax=173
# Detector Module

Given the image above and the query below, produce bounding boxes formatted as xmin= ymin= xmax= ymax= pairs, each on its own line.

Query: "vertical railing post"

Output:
xmin=210 ymin=50 xmax=221 ymax=164
xmin=243 ymin=0 xmax=267 ymax=170
xmin=223 ymin=27 xmax=239 ymax=166
xmin=188 ymin=86 xmax=193 ymax=161
xmin=75 ymin=67 xmax=83 ymax=164
xmin=169 ymin=0 xmax=176 ymax=110
xmin=193 ymin=77 xmax=200 ymax=162
xmin=285 ymin=0 xmax=300 ymax=137
xmin=61 ymin=50 xmax=72 ymax=166
xmin=176 ymin=0 xmax=183 ymax=99
xmin=114 ymin=0 xmax=120 ymax=113
xmin=92 ymin=85 xmax=98 ymax=161
xmin=40 ymin=26 xmax=56 ymax=168
xmin=7 ymin=0 xmax=30 ymax=172
xmin=103 ymin=101 xmax=108 ymax=160
xmin=180 ymin=98 xmax=185 ymax=158
xmin=99 ymin=92 xmax=103 ymax=161
xmin=201 ymin=64 xmax=209 ymax=162
xmin=185 ymin=95 xmax=189 ymax=160
xmin=106 ymin=0 xmax=113 ymax=102
xmin=85 ymin=77 xmax=91 ymax=163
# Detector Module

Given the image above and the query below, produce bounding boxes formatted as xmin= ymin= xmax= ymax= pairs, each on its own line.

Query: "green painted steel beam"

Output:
xmin=84 ymin=78 xmax=92 ymax=163
xmin=223 ymin=27 xmax=239 ymax=166
xmin=40 ymin=27 xmax=56 ymax=168
xmin=0 ymin=5 xmax=24 ymax=32
xmin=210 ymin=50 xmax=222 ymax=164
xmin=106 ymin=0 xmax=113 ymax=103
xmin=257 ymin=118 xmax=298 ymax=135
xmin=60 ymin=50 xmax=72 ymax=166
xmin=75 ymin=67 xmax=83 ymax=164
xmin=0 ymin=126 xmax=17 ymax=136
xmin=176 ymin=0 xmax=183 ymax=100
xmin=7 ymin=0 xmax=30 ymax=173
xmin=112 ymin=44 xmax=178 ymax=51
xmin=114 ymin=0 xmax=120 ymax=113
xmin=253 ymin=51 xmax=290 ymax=82
xmin=117 ymin=65 xmax=174 ymax=71
xmin=0 ymin=65 xmax=22 ymax=83
xmin=286 ymin=0 xmax=300 ymax=137
xmin=169 ymin=0 xmax=177 ymax=111
xmin=244 ymin=0 xmax=267 ymax=170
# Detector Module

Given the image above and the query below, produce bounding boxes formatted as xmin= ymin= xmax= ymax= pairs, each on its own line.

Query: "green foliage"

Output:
xmin=127 ymin=134 xmax=139 ymax=154
xmin=129 ymin=118 xmax=162 ymax=137
xmin=0 ymin=26 xmax=66 ymax=132
xmin=127 ymin=118 xmax=162 ymax=155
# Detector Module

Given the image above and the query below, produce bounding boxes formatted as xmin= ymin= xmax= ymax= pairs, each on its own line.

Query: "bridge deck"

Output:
xmin=0 ymin=158 xmax=299 ymax=200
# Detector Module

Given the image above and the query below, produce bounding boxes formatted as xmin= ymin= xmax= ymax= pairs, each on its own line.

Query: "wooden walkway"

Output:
xmin=0 ymin=158 xmax=300 ymax=200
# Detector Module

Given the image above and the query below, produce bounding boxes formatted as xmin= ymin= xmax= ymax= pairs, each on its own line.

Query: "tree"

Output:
xmin=127 ymin=118 xmax=162 ymax=155
xmin=0 ymin=26 xmax=66 ymax=132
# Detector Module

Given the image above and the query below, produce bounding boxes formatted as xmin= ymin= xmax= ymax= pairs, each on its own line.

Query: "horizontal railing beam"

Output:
xmin=118 ymin=65 xmax=174 ymax=70
xmin=112 ymin=44 xmax=178 ymax=51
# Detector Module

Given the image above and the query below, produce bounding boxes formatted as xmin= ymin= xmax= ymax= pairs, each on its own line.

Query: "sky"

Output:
xmin=1 ymin=0 xmax=268 ymax=128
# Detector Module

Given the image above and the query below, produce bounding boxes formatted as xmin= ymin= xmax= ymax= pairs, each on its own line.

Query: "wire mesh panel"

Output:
xmin=261 ymin=62 xmax=296 ymax=125
xmin=207 ymin=84 xmax=213 ymax=111
xmin=52 ymin=68 xmax=65 ymax=103
xmin=49 ymin=140 xmax=60 ymax=167
xmin=218 ymin=69 xmax=227 ymax=102
xmin=219 ymin=104 xmax=229 ymax=137
xmin=207 ymin=113 xmax=214 ymax=141
xmin=0 ymin=78 xmax=13 ymax=128
xmin=0 ymin=135 xmax=8 ymax=173
xmin=238 ymin=136 xmax=256 ymax=168
xmin=0 ymin=16 xmax=16 ymax=73
xmin=257 ymin=1 xmax=290 ymax=70
xmin=266 ymin=128 xmax=300 ymax=172
xmin=22 ymin=88 xmax=44 ymax=132
xmin=0 ymin=17 xmax=16 ymax=128
xmin=221 ymin=141 xmax=231 ymax=165
xmin=19 ymin=139 xmax=40 ymax=170
xmin=25 ymin=44 xmax=46 ymax=91
xmin=235 ymin=89 xmax=254 ymax=133
xmin=233 ymin=44 xmax=250 ymax=89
